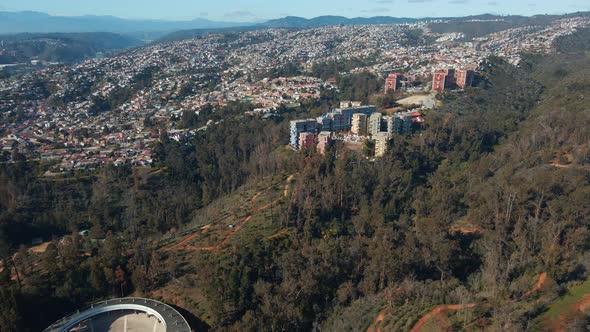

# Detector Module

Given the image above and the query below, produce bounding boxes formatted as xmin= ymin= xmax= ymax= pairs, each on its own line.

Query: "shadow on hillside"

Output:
xmin=170 ymin=304 xmax=211 ymax=332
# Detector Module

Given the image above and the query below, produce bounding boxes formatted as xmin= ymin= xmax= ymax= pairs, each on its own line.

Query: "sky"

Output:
xmin=0 ymin=0 xmax=588 ymax=21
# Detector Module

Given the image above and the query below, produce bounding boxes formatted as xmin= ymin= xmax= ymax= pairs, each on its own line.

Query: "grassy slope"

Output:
xmin=150 ymin=174 xmax=289 ymax=326
xmin=543 ymin=279 xmax=590 ymax=319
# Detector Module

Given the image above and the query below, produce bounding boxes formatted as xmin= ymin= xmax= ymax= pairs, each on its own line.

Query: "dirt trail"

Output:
xmin=550 ymin=154 xmax=590 ymax=170
xmin=576 ymin=293 xmax=590 ymax=312
xmin=546 ymin=292 xmax=590 ymax=331
xmin=284 ymin=174 xmax=295 ymax=197
xmin=524 ymin=272 xmax=548 ymax=297
xmin=148 ymin=167 xmax=166 ymax=175
xmin=162 ymin=232 xmax=200 ymax=252
xmin=267 ymin=229 xmax=288 ymax=240
xmin=367 ymin=308 xmax=388 ymax=332
xmin=449 ymin=224 xmax=483 ymax=235
xmin=185 ymin=200 xmax=278 ymax=251
xmin=161 ymin=178 xmax=286 ymax=252
xmin=410 ymin=304 xmax=475 ymax=332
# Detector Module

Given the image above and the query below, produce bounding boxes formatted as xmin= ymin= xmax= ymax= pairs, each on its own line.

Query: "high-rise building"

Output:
xmin=432 ymin=70 xmax=447 ymax=92
xmin=395 ymin=116 xmax=413 ymax=134
xmin=374 ymin=132 xmax=390 ymax=157
xmin=298 ymin=132 xmax=316 ymax=150
xmin=317 ymin=131 xmax=332 ymax=155
xmin=456 ymin=69 xmax=475 ymax=88
xmin=316 ymin=115 xmax=333 ymax=132
xmin=368 ymin=112 xmax=383 ymax=136
xmin=385 ymin=114 xmax=414 ymax=135
xmin=445 ymin=68 xmax=456 ymax=87
xmin=328 ymin=111 xmax=348 ymax=131
xmin=290 ymin=119 xmax=317 ymax=148
xmin=385 ymin=73 xmax=403 ymax=92
xmin=351 ymin=113 xmax=368 ymax=136
xmin=341 ymin=105 xmax=376 ymax=127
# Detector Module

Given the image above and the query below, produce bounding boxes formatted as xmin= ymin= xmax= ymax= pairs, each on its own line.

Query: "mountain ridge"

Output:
xmin=0 ymin=11 xmax=252 ymax=35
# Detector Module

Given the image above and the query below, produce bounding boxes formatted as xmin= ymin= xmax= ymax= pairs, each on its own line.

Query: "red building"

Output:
xmin=432 ymin=70 xmax=447 ymax=92
xmin=385 ymin=72 xmax=403 ymax=92
xmin=456 ymin=69 xmax=475 ymax=88
xmin=298 ymin=132 xmax=316 ymax=150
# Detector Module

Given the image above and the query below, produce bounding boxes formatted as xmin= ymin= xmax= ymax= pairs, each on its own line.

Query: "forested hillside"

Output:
xmin=0 ymin=33 xmax=143 ymax=64
xmin=0 ymin=34 xmax=589 ymax=331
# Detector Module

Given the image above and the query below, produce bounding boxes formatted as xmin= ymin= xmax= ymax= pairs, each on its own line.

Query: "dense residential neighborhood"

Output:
xmin=1 ymin=15 xmax=589 ymax=172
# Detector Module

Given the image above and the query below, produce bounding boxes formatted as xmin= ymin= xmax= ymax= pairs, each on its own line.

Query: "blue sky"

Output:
xmin=0 ymin=0 xmax=588 ymax=21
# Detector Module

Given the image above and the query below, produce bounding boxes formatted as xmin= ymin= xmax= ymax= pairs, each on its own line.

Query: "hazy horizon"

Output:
xmin=0 ymin=0 xmax=588 ymax=22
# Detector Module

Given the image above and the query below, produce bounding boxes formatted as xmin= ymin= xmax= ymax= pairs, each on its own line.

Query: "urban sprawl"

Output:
xmin=1 ymin=16 xmax=588 ymax=174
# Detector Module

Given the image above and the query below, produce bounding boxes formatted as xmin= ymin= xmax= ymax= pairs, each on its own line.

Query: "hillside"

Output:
xmin=0 ymin=11 xmax=252 ymax=34
xmin=157 ymin=26 xmax=263 ymax=43
xmin=321 ymin=38 xmax=590 ymax=331
xmin=260 ymin=15 xmax=419 ymax=28
xmin=0 ymin=18 xmax=590 ymax=332
xmin=427 ymin=13 xmax=584 ymax=39
xmin=0 ymin=32 xmax=143 ymax=64
xmin=0 ymin=15 xmax=590 ymax=332
xmin=157 ymin=16 xmax=422 ymax=42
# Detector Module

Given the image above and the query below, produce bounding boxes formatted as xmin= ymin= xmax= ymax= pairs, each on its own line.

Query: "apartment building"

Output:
xmin=456 ymin=68 xmax=475 ymax=88
xmin=374 ymin=132 xmax=390 ymax=157
xmin=317 ymin=131 xmax=332 ymax=155
xmin=351 ymin=113 xmax=368 ymax=136
xmin=289 ymin=119 xmax=317 ymax=148
xmin=368 ymin=112 xmax=383 ymax=136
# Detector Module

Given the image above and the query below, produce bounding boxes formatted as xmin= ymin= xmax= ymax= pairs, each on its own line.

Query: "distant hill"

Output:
xmin=0 ymin=32 xmax=144 ymax=64
xmin=555 ymin=27 xmax=590 ymax=52
xmin=0 ymin=11 xmax=252 ymax=35
xmin=158 ymin=15 xmax=426 ymax=42
xmin=260 ymin=15 xmax=420 ymax=28
xmin=157 ymin=26 xmax=264 ymax=43
xmin=428 ymin=13 xmax=590 ymax=39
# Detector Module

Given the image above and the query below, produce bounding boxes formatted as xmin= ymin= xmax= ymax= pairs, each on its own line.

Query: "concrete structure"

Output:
xmin=290 ymin=119 xmax=317 ymax=148
xmin=328 ymin=111 xmax=348 ymax=131
xmin=456 ymin=69 xmax=475 ymax=88
xmin=298 ymin=132 xmax=316 ymax=150
xmin=368 ymin=113 xmax=383 ymax=136
xmin=351 ymin=113 xmax=368 ymax=136
xmin=385 ymin=72 xmax=403 ymax=92
xmin=374 ymin=132 xmax=390 ymax=157
xmin=325 ymin=105 xmax=377 ymax=132
xmin=340 ymin=105 xmax=376 ymax=130
xmin=393 ymin=116 xmax=413 ymax=135
xmin=340 ymin=101 xmax=362 ymax=109
xmin=445 ymin=68 xmax=456 ymax=87
xmin=316 ymin=115 xmax=333 ymax=131
xmin=432 ymin=70 xmax=447 ymax=92
xmin=44 ymin=297 xmax=191 ymax=332
xmin=385 ymin=113 xmax=418 ymax=135
xmin=317 ymin=131 xmax=332 ymax=155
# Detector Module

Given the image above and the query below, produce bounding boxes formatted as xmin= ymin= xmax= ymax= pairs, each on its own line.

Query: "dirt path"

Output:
xmin=367 ymin=308 xmax=388 ymax=332
xmin=162 ymin=232 xmax=200 ymax=252
xmin=267 ymin=229 xmax=288 ymax=240
xmin=524 ymin=272 xmax=548 ymax=297
xmin=449 ymin=224 xmax=483 ymax=235
xmin=550 ymin=153 xmax=590 ymax=170
xmin=410 ymin=304 xmax=475 ymax=332
xmin=576 ymin=293 xmax=590 ymax=312
xmin=284 ymin=174 xmax=295 ymax=198
xmin=161 ymin=177 xmax=286 ymax=253
xmin=185 ymin=199 xmax=278 ymax=251
xmin=546 ymin=292 xmax=590 ymax=331
xmin=148 ymin=167 xmax=166 ymax=175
